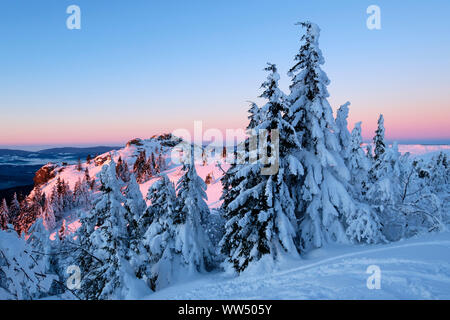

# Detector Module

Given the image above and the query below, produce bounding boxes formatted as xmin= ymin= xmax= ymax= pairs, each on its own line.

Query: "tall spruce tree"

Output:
xmin=0 ymin=227 xmax=56 ymax=299
xmin=345 ymin=123 xmax=385 ymax=243
xmin=116 ymin=156 xmax=131 ymax=182
xmin=9 ymin=193 xmax=21 ymax=225
xmin=347 ymin=122 xmax=371 ymax=192
xmin=133 ymin=151 xmax=148 ymax=183
xmin=246 ymin=101 xmax=262 ymax=131
xmin=286 ymin=22 xmax=355 ymax=250
xmin=333 ymin=104 xmax=385 ymax=243
xmin=172 ymin=153 xmax=213 ymax=273
xmin=73 ymin=161 xmax=137 ymax=299
xmin=220 ymin=64 xmax=303 ymax=272
xmin=123 ymin=172 xmax=147 ymax=277
xmin=373 ymin=114 xmax=386 ymax=161
xmin=26 ymin=218 xmax=54 ymax=280
xmin=366 ymin=117 xmax=403 ymax=241
xmin=73 ymin=177 xmax=91 ymax=209
xmin=0 ymin=199 xmax=9 ymax=230
xmin=139 ymin=174 xmax=178 ymax=290
xmin=335 ymin=102 xmax=352 ymax=162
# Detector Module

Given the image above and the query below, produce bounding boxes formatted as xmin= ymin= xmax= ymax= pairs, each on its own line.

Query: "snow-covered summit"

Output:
xmin=37 ymin=134 xmax=227 ymax=212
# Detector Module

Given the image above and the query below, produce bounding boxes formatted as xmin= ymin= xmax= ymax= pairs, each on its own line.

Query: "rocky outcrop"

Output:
xmin=33 ymin=163 xmax=56 ymax=186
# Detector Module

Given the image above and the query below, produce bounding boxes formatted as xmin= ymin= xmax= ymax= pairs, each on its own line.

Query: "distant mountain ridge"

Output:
xmin=0 ymin=146 xmax=121 ymax=156
xmin=0 ymin=146 xmax=121 ymax=193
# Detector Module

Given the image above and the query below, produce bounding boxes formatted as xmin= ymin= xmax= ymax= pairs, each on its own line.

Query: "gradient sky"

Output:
xmin=0 ymin=0 xmax=449 ymax=148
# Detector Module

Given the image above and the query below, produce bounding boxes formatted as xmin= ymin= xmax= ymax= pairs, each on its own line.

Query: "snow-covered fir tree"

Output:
xmin=73 ymin=177 xmax=91 ymax=209
xmin=220 ymin=159 xmax=272 ymax=272
xmin=246 ymin=101 xmax=262 ymax=131
xmin=373 ymin=114 xmax=386 ymax=161
xmin=8 ymin=193 xmax=20 ymax=225
xmin=286 ymin=21 xmax=355 ymax=250
xmin=426 ymin=152 xmax=449 ymax=193
xmin=335 ymin=102 xmax=352 ymax=162
xmin=139 ymin=174 xmax=178 ymax=290
xmin=122 ymin=172 xmax=147 ymax=277
xmin=48 ymin=178 xmax=74 ymax=221
xmin=366 ymin=118 xmax=403 ymax=241
xmin=15 ymin=188 xmax=45 ymax=235
xmin=73 ymin=161 xmax=140 ymax=299
xmin=25 ymin=218 xmax=55 ymax=286
xmin=148 ymin=152 xmax=157 ymax=175
xmin=133 ymin=151 xmax=148 ymax=183
xmin=157 ymin=153 xmax=166 ymax=172
xmin=0 ymin=227 xmax=56 ymax=299
xmin=426 ymin=152 xmax=449 ymax=223
xmin=335 ymin=109 xmax=385 ymax=244
xmin=42 ymin=196 xmax=56 ymax=230
xmin=221 ymin=63 xmax=303 ymax=272
xmin=172 ymin=153 xmax=213 ymax=273
xmin=0 ymin=199 xmax=8 ymax=230
xmin=116 ymin=156 xmax=131 ymax=182
xmin=123 ymin=172 xmax=146 ymax=229
xmin=347 ymin=122 xmax=371 ymax=193
xmin=26 ymin=218 xmax=51 ymax=260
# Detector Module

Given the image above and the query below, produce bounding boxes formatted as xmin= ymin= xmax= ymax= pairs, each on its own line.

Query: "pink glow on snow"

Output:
xmin=397 ymin=144 xmax=450 ymax=156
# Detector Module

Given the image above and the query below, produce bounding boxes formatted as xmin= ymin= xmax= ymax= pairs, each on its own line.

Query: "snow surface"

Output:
xmin=145 ymin=231 xmax=450 ymax=300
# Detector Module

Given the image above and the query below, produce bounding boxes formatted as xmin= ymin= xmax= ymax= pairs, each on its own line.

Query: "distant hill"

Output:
xmin=0 ymin=149 xmax=33 ymax=156
xmin=0 ymin=146 xmax=121 ymax=157
xmin=0 ymin=146 xmax=121 ymax=191
xmin=36 ymin=146 xmax=121 ymax=155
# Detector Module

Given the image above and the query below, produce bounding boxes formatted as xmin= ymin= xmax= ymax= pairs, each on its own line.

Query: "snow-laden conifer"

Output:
xmin=221 ymin=64 xmax=302 ymax=272
xmin=73 ymin=161 xmax=142 ymax=299
xmin=286 ymin=22 xmax=355 ymax=250
xmin=0 ymin=227 xmax=56 ymax=299
xmin=140 ymin=174 xmax=178 ymax=290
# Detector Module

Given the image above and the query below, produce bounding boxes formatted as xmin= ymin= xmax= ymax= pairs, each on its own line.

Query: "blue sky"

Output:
xmin=0 ymin=0 xmax=449 ymax=148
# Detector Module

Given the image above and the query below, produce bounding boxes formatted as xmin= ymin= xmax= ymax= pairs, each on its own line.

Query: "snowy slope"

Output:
xmin=146 ymin=231 xmax=450 ymax=300
xmin=36 ymin=140 xmax=448 ymax=207
xmin=35 ymin=136 xmax=229 ymax=238
xmin=39 ymin=137 xmax=227 ymax=209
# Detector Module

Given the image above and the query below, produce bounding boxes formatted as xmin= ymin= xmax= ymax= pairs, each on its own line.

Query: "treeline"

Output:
xmin=0 ymin=171 xmax=94 ymax=235
xmin=0 ymin=153 xmax=218 ymax=299
xmin=132 ymin=149 xmax=166 ymax=183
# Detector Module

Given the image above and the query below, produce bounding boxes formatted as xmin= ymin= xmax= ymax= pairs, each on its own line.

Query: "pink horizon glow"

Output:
xmin=1 ymin=100 xmax=449 ymax=146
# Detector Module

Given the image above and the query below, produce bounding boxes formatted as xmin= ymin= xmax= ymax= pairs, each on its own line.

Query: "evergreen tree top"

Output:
xmin=373 ymin=114 xmax=386 ymax=160
xmin=288 ymin=21 xmax=329 ymax=102
xmin=246 ymin=101 xmax=261 ymax=131
xmin=351 ymin=122 xmax=363 ymax=148
xmin=259 ymin=63 xmax=285 ymax=104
